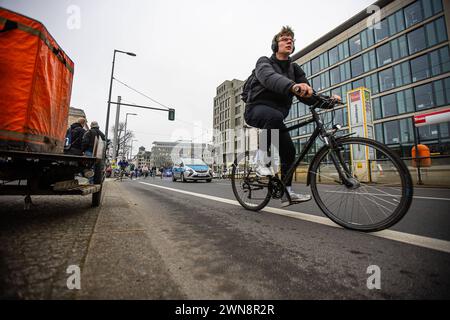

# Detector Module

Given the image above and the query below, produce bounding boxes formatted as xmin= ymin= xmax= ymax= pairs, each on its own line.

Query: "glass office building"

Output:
xmin=289 ymin=0 xmax=450 ymax=160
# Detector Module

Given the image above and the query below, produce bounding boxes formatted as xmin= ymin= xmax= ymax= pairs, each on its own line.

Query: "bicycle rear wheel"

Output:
xmin=231 ymin=161 xmax=272 ymax=211
xmin=310 ymin=137 xmax=413 ymax=232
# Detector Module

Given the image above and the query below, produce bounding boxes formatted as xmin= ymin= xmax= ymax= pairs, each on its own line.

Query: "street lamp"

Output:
xmin=124 ymin=112 xmax=137 ymax=159
xmin=130 ymin=139 xmax=138 ymax=161
xmin=105 ymin=49 xmax=136 ymax=156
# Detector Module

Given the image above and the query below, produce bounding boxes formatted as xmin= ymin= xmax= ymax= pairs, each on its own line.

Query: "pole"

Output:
xmin=105 ymin=51 xmax=116 ymax=144
xmin=124 ymin=114 xmax=128 ymax=160
xmin=412 ymin=116 xmax=423 ymax=185
xmin=113 ymin=96 xmax=121 ymax=162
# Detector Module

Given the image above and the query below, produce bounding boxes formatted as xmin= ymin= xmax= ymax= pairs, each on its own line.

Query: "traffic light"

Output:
xmin=168 ymin=108 xmax=175 ymax=121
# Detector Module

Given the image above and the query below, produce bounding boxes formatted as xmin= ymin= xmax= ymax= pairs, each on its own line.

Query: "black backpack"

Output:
xmin=240 ymin=69 xmax=256 ymax=103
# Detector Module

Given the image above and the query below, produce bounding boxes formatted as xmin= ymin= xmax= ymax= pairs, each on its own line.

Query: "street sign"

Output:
xmin=414 ymin=108 xmax=450 ymax=127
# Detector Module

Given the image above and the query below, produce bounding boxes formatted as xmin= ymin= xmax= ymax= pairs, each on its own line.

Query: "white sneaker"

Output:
xmin=255 ymin=164 xmax=274 ymax=177
xmin=281 ymin=192 xmax=311 ymax=207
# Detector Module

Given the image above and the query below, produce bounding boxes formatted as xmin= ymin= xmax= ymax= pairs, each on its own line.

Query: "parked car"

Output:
xmin=172 ymin=158 xmax=212 ymax=182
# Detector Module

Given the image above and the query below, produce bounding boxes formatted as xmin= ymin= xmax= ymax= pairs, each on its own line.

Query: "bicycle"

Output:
xmin=115 ymin=168 xmax=126 ymax=182
xmin=231 ymin=92 xmax=413 ymax=232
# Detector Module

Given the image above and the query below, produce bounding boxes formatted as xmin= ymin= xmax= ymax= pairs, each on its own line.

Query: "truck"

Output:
xmin=0 ymin=7 xmax=105 ymax=208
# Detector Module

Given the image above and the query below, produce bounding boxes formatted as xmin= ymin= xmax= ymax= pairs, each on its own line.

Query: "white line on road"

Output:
xmin=325 ymin=190 xmax=450 ymax=201
xmin=138 ymin=182 xmax=450 ymax=254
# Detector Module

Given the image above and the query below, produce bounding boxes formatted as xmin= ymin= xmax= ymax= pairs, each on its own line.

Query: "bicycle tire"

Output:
xmin=231 ymin=162 xmax=272 ymax=211
xmin=309 ymin=137 xmax=413 ymax=232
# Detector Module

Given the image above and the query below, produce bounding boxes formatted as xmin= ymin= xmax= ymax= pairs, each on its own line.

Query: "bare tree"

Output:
xmin=110 ymin=122 xmax=135 ymax=159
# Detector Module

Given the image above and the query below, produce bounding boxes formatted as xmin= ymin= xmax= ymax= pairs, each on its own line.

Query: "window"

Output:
xmin=408 ymin=27 xmax=427 ymax=54
xmin=312 ymin=76 xmax=321 ymax=91
xmin=361 ymin=28 xmax=375 ymax=49
xmin=397 ymin=89 xmax=415 ymax=114
xmin=352 ymin=78 xmax=364 ymax=90
xmin=431 ymin=0 xmax=443 ymax=14
xmin=331 ymin=87 xmax=342 ymax=100
xmin=340 ymin=62 xmax=351 ymax=82
xmin=430 ymin=50 xmax=441 ymax=76
xmin=422 ymin=0 xmax=433 ymax=19
xmin=414 ymin=83 xmax=435 ymax=110
xmin=373 ymin=98 xmax=382 ymax=119
xmin=365 ymin=73 xmax=379 ymax=94
xmin=363 ymin=50 xmax=377 ymax=72
xmin=349 ymin=34 xmax=361 ymax=56
xmin=404 ymin=1 xmax=423 ymax=28
xmin=377 ymin=42 xmax=392 ymax=66
xmin=319 ymin=52 xmax=329 ymax=70
xmin=384 ymin=120 xmax=401 ymax=144
xmin=400 ymin=118 xmax=414 ymax=143
xmin=381 ymin=93 xmax=397 ymax=117
xmin=330 ymin=66 xmax=340 ymax=86
xmin=411 ymin=54 xmax=430 ymax=82
xmin=320 ymin=72 xmax=330 ymax=90
xmin=338 ymin=41 xmax=350 ymax=61
xmin=394 ymin=61 xmax=411 ymax=87
xmin=434 ymin=80 xmax=446 ymax=106
xmin=391 ymin=35 xmax=408 ymax=61
xmin=302 ymin=62 xmax=311 ymax=77
xmin=375 ymin=123 xmax=384 ymax=143
xmin=419 ymin=124 xmax=439 ymax=141
xmin=351 ymin=56 xmax=363 ymax=77
xmin=375 ymin=19 xmax=389 ymax=43
xmin=435 ymin=17 xmax=448 ymax=44
xmin=311 ymin=56 xmax=320 ymax=75
xmin=440 ymin=46 xmax=450 ymax=74
xmin=445 ymin=78 xmax=450 ymax=104
xmin=329 ymin=46 xmax=339 ymax=66
xmin=379 ymin=68 xmax=395 ymax=92
xmin=388 ymin=10 xmax=405 ymax=36
xmin=426 ymin=20 xmax=438 ymax=47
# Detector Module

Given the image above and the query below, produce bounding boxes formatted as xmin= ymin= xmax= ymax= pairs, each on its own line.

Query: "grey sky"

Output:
xmin=0 ymin=0 xmax=374 ymax=152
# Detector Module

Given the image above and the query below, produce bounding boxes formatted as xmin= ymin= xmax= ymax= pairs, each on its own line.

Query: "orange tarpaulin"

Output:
xmin=0 ymin=7 xmax=74 ymax=153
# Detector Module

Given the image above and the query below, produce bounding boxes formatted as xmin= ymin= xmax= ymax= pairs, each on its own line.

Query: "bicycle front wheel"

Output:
xmin=310 ymin=137 xmax=413 ymax=232
xmin=231 ymin=162 xmax=272 ymax=211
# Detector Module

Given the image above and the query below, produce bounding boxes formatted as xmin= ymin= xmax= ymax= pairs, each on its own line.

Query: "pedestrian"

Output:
xmin=81 ymin=121 xmax=106 ymax=183
xmin=64 ymin=118 xmax=86 ymax=156
xmin=160 ymin=166 xmax=164 ymax=179
xmin=242 ymin=26 xmax=341 ymax=206
xmin=81 ymin=121 xmax=106 ymax=157
xmin=142 ymin=165 xmax=149 ymax=178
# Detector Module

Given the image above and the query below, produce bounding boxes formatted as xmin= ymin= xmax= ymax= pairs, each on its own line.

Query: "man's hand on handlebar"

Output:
xmin=291 ymin=83 xmax=313 ymax=98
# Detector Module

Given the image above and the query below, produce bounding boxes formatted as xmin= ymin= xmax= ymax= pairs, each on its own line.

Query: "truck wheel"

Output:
xmin=92 ymin=159 xmax=105 ymax=207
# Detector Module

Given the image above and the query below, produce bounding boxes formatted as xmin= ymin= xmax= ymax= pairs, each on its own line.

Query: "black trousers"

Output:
xmin=244 ymin=104 xmax=296 ymax=187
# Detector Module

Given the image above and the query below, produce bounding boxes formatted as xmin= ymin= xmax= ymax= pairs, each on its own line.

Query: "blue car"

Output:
xmin=172 ymin=158 xmax=212 ymax=182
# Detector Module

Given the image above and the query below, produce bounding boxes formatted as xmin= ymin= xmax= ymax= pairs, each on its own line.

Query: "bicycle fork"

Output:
xmin=327 ymin=141 xmax=361 ymax=190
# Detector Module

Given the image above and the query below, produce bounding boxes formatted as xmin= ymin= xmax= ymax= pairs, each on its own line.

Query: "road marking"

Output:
xmin=325 ymin=190 xmax=450 ymax=201
xmin=138 ymin=182 xmax=450 ymax=254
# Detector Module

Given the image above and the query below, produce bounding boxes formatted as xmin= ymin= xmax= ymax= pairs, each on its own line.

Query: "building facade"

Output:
xmin=289 ymin=0 xmax=450 ymax=159
xmin=133 ymin=146 xmax=152 ymax=168
xmin=212 ymin=79 xmax=245 ymax=170
xmin=150 ymin=141 xmax=213 ymax=168
xmin=67 ymin=107 xmax=88 ymax=129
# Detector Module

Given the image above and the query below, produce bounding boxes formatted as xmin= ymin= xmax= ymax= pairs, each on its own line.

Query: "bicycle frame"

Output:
xmin=279 ymin=105 xmax=356 ymax=202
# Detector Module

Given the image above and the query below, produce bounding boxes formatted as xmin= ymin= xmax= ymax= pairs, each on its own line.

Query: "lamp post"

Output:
xmin=105 ymin=49 xmax=136 ymax=159
xmin=130 ymin=139 xmax=138 ymax=162
xmin=124 ymin=113 xmax=137 ymax=159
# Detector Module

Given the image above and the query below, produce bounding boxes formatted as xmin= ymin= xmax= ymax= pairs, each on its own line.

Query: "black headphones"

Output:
xmin=271 ymin=35 xmax=295 ymax=54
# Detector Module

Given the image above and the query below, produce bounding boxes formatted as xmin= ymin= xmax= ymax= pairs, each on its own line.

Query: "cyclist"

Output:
xmin=117 ymin=157 xmax=129 ymax=180
xmin=243 ymin=26 xmax=341 ymax=206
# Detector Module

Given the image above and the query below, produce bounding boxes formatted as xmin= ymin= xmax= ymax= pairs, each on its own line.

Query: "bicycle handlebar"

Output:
xmin=293 ymin=87 xmax=345 ymax=109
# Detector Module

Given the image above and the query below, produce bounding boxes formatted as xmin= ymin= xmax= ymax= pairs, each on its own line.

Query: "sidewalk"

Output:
xmin=75 ymin=180 xmax=184 ymax=299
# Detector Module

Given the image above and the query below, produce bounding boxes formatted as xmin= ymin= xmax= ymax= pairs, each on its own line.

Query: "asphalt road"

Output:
xmin=115 ymin=177 xmax=450 ymax=299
